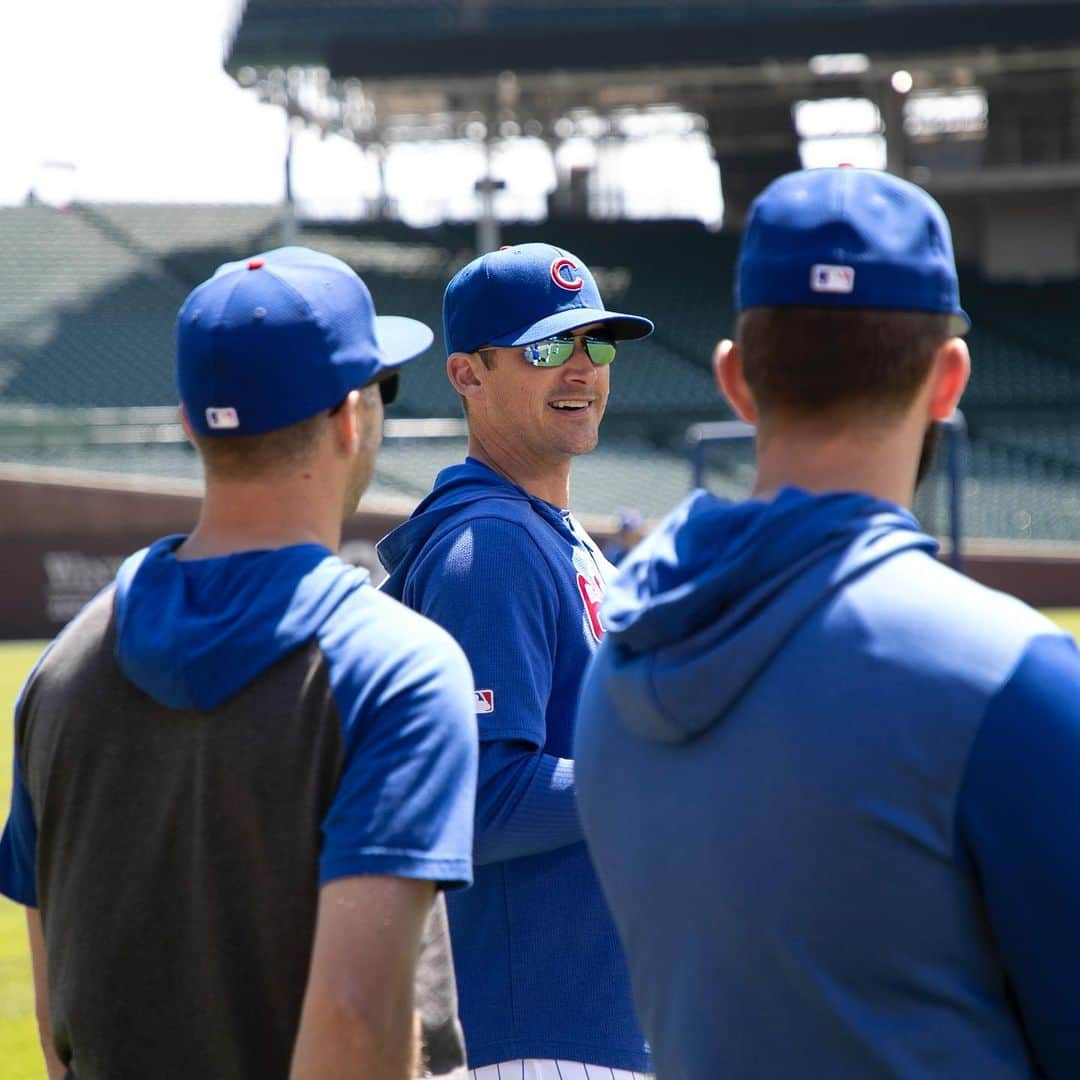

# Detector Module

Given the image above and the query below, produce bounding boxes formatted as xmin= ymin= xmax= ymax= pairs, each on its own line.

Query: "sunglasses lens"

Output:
xmin=378 ymin=373 xmax=399 ymax=405
xmin=585 ymin=339 xmax=616 ymax=365
xmin=522 ymin=337 xmax=616 ymax=367
xmin=523 ymin=339 xmax=576 ymax=367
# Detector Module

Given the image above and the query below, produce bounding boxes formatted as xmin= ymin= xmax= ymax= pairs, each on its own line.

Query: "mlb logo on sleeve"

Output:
xmin=474 ymin=690 xmax=495 ymax=714
xmin=810 ymin=264 xmax=855 ymax=294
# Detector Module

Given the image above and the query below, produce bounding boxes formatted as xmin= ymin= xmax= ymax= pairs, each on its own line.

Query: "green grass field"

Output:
xmin=0 ymin=642 xmax=46 ymax=1079
xmin=3 ymin=611 xmax=1080 ymax=1074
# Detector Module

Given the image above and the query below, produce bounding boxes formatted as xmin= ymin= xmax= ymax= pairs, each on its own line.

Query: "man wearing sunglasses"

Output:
xmin=379 ymin=243 xmax=654 ymax=1080
xmin=0 ymin=247 xmax=479 ymax=1079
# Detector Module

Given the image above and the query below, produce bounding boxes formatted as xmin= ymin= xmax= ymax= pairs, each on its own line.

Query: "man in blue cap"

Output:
xmin=575 ymin=169 xmax=1080 ymax=1078
xmin=0 ymin=247 xmax=478 ymax=1079
xmin=379 ymin=244 xmax=654 ymax=1079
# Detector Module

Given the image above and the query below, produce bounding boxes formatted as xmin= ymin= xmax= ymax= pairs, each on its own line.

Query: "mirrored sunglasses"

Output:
xmin=480 ymin=335 xmax=617 ymax=368
xmin=374 ymin=373 xmax=399 ymax=404
xmin=522 ymin=335 xmax=617 ymax=368
xmin=329 ymin=372 xmax=398 ymax=417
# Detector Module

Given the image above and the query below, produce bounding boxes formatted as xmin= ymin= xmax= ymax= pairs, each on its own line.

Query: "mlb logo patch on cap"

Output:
xmin=206 ymin=406 xmax=240 ymax=430
xmin=176 ymin=246 xmax=434 ymax=437
xmin=736 ymin=168 xmax=970 ymax=335
xmin=811 ymin=264 xmax=855 ymax=295
xmin=474 ymin=690 xmax=495 ymax=714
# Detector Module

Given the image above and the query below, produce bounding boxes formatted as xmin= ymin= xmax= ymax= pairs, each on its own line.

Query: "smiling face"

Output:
xmin=474 ymin=323 xmax=612 ymax=467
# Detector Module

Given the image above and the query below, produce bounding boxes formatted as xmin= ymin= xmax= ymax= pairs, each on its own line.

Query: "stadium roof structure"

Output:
xmin=225 ymin=0 xmax=1080 ymax=233
xmin=227 ymin=1 xmax=1080 ymax=78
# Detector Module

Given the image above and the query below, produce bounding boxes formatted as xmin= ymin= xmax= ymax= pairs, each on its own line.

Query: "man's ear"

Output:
xmin=447 ymin=351 xmax=485 ymax=403
xmin=331 ymin=389 xmax=362 ymax=452
xmin=178 ymin=404 xmax=197 ymax=448
xmin=713 ymin=339 xmax=758 ymax=425
xmin=927 ymin=337 xmax=971 ymax=421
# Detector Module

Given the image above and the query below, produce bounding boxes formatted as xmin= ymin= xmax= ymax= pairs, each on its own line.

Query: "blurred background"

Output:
xmin=5 ymin=0 xmax=1080 ymax=634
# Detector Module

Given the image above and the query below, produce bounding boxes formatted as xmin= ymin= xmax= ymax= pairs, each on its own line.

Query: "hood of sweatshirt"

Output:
xmin=377 ymin=457 xmax=576 ymax=597
xmin=113 ymin=536 xmax=369 ymax=711
xmin=599 ymin=486 xmax=937 ymax=744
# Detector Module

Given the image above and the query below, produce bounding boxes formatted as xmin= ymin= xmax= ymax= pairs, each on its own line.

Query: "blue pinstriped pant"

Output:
xmin=470 ymin=1062 xmax=651 ymax=1080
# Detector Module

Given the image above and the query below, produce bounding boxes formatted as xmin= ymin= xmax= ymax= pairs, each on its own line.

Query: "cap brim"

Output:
xmin=375 ymin=315 xmax=435 ymax=367
xmin=949 ymin=310 xmax=971 ymax=337
xmin=490 ymin=308 xmax=654 ymax=348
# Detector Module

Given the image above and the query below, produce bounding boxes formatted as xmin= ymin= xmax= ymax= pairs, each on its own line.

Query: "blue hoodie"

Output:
xmin=576 ymin=487 xmax=1080 ymax=1080
xmin=379 ymin=459 xmax=650 ymax=1072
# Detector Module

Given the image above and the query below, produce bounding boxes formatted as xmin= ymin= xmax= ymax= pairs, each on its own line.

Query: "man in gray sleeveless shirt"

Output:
xmin=0 ymin=247 xmax=479 ymax=1079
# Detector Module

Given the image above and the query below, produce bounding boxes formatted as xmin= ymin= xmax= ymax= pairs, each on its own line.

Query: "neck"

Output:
xmin=178 ymin=478 xmax=343 ymax=559
xmin=467 ymin=434 xmax=573 ymax=509
xmin=751 ymin=412 xmax=925 ymax=509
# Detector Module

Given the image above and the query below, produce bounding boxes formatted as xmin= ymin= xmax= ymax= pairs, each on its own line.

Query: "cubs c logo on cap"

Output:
xmin=551 ymin=257 xmax=584 ymax=292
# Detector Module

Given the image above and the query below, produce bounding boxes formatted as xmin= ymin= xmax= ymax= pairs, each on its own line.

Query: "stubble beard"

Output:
xmin=915 ymin=420 xmax=943 ymax=490
xmin=548 ymin=402 xmax=605 ymax=460
xmin=342 ymin=448 xmax=376 ymax=520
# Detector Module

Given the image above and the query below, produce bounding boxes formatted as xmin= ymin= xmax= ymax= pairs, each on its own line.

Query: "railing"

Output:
xmin=0 ymin=405 xmax=466 ymax=449
xmin=685 ymin=412 xmax=968 ymax=570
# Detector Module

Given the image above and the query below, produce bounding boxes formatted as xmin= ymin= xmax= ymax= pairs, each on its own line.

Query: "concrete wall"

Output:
xmin=3 ymin=468 xmax=1080 ymax=640
xmin=0 ymin=468 xmax=414 ymax=640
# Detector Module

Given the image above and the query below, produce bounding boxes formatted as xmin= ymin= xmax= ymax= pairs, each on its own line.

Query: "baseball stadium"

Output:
xmin=5 ymin=0 xmax=1080 ymax=1074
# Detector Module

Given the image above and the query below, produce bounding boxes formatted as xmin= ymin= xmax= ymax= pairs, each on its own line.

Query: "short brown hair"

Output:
xmin=737 ymin=306 xmax=951 ymax=422
xmin=191 ymin=411 xmax=326 ymax=480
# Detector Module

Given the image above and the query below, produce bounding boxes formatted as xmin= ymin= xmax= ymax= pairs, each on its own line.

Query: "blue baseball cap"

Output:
xmin=177 ymin=246 xmax=434 ymax=436
xmin=443 ymin=242 xmax=654 ymax=355
xmin=737 ymin=168 xmax=969 ymax=336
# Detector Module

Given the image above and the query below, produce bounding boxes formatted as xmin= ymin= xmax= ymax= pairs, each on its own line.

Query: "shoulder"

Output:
xmin=839 ymin=549 xmax=1062 ymax=696
xmin=44 ymin=584 xmax=116 ymax=658
xmin=412 ymin=511 xmax=560 ymax=589
xmin=316 ymin=583 xmax=476 ymax=746
xmin=961 ymin=634 xmax=1080 ymax=808
xmin=425 ymin=495 xmax=541 ymax=537
xmin=316 ymin=586 xmax=477 ymax=813
xmin=984 ymin=633 xmax=1080 ymax=722
xmin=958 ymin=632 xmax=1080 ymax=863
xmin=20 ymin=587 xmax=117 ymax=710
xmin=320 ymin=584 xmax=472 ymax=689
xmin=858 ymin=549 xmax=1057 ymax=632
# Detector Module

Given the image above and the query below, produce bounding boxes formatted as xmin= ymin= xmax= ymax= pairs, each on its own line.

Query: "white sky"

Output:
xmin=2 ymin=0 xmax=284 ymax=205
xmin=1 ymin=0 xmax=730 ymax=224
xmin=2 ymin=1 xmax=883 ymax=225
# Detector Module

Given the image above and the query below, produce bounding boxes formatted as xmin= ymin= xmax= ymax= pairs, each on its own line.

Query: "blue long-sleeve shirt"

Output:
xmin=379 ymin=458 xmax=650 ymax=1072
xmin=473 ymin=741 xmax=579 ymax=866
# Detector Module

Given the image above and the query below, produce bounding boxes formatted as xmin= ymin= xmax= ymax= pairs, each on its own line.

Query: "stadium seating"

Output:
xmin=3 ymin=204 xmax=1080 ymax=537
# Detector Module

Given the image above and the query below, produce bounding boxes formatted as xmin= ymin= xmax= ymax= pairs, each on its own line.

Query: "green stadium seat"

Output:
xmin=3 ymin=206 xmax=1080 ymax=540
